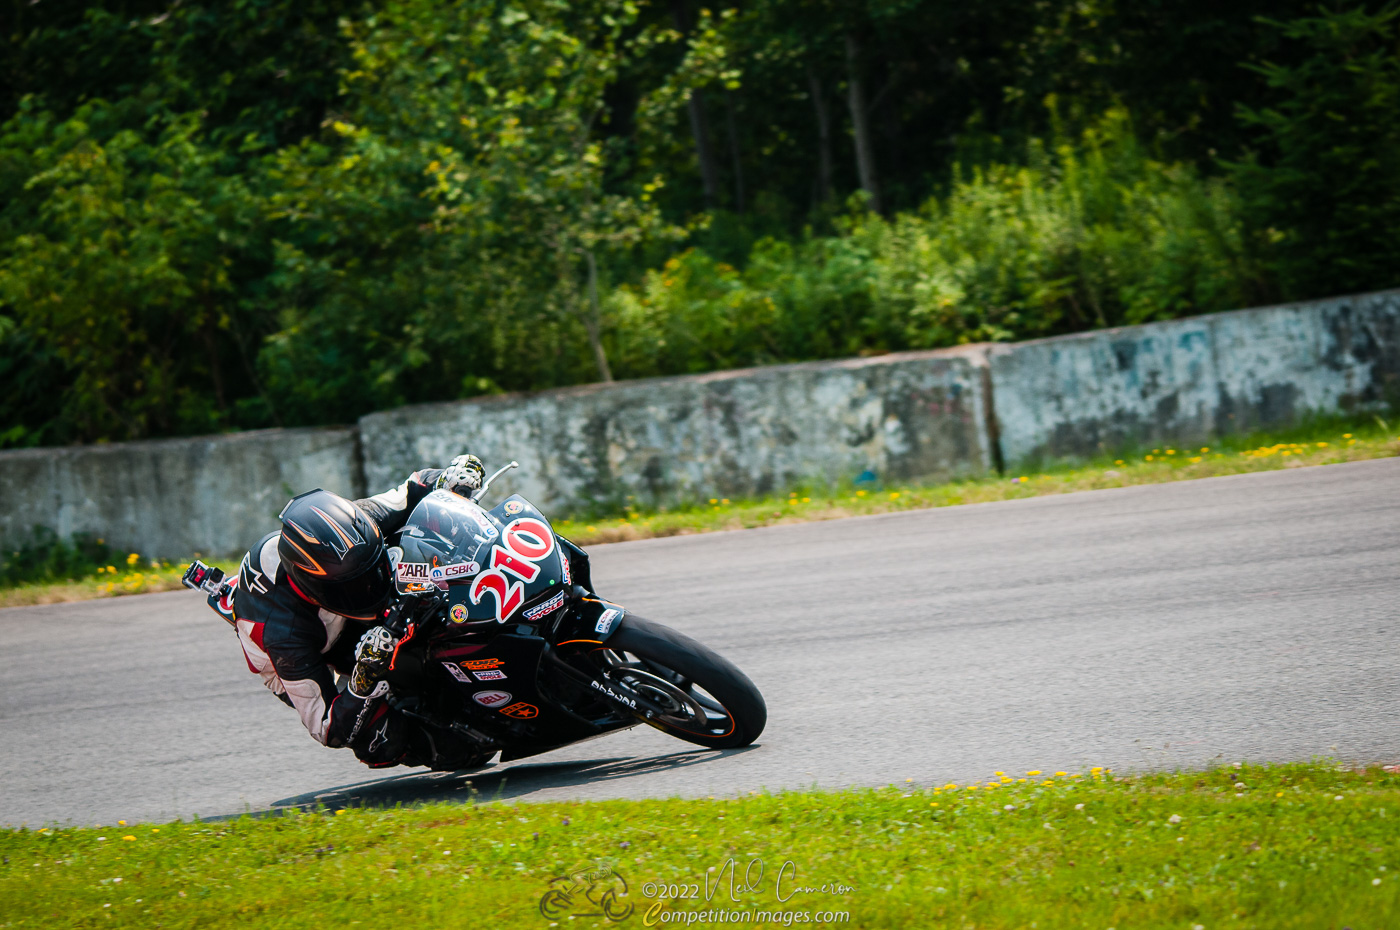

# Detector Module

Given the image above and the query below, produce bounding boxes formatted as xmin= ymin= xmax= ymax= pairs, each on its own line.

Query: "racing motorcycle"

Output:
xmin=352 ymin=461 xmax=764 ymax=767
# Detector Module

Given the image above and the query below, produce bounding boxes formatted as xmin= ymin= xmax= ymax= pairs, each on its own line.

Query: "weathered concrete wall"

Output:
xmin=4 ymin=289 xmax=1398 ymax=556
xmin=358 ymin=349 xmax=995 ymax=513
xmin=990 ymin=290 xmax=1400 ymax=464
xmin=0 ymin=428 xmax=363 ymax=560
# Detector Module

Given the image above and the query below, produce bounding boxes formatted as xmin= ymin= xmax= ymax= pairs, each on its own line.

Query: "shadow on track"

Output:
xmin=209 ymin=746 xmax=759 ymax=821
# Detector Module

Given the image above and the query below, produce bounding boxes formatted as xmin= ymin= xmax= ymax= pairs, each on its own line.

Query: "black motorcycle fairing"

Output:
xmin=549 ymin=595 xmax=627 ymax=645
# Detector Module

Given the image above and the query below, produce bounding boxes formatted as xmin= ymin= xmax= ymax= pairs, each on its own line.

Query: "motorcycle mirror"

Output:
xmin=471 ymin=460 xmax=520 ymax=503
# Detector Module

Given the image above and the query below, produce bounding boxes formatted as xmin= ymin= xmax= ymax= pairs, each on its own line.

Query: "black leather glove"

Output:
xmin=435 ymin=454 xmax=486 ymax=496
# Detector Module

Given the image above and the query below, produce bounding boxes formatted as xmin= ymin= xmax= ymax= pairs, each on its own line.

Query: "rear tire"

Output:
xmin=600 ymin=615 xmax=766 ymax=749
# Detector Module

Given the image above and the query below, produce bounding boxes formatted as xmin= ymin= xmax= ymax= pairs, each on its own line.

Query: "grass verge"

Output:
xmin=5 ymin=415 xmax=1397 ymax=609
xmin=3 ymin=761 xmax=1398 ymax=927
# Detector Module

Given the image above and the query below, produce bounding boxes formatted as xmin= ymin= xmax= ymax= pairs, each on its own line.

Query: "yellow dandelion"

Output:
xmin=122 ymin=835 xmax=135 ymax=842
xmin=930 ymin=802 xmax=939 ymax=808
xmin=118 ymin=820 xmax=126 ymax=826
xmin=1115 ymin=459 xmax=1124 ymax=465
xmin=721 ymin=499 xmax=729 ymax=504
xmin=1027 ymin=770 xmax=1042 ymax=776
xmin=1055 ymin=771 xmax=1067 ymax=777
xmin=856 ymin=490 xmax=867 ymax=497
xmin=1042 ymin=780 xmax=1054 ymax=786
xmin=1145 ymin=455 xmax=1154 ymax=461
xmin=709 ymin=498 xmax=718 ymax=504
xmin=802 ymin=497 xmax=811 ymax=503
xmin=1201 ymin=447 xmax=1209 ymax=452
xmin=1343 ymin=433 xmax=1353 ymax=439
xmin=1276 ymin=791 xmax=1284 ymax=798
xmin=967 ymin=785 xmax=978 ymax=791
xmin=994 ymin=771 xmax=1004 ymax=776
xmin=888 ymin=492 xmax=899 ymax=500
xmin=1166 ymin=449 xmax=1175 ymax=455
xmin=126 ymin=553 xmax=139 ymax=566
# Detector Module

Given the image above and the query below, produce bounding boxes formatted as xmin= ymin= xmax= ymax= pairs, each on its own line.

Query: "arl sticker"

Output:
xmin=474 ymin=669 xmax=506 ymax=681
xmin=472 ymin=690 xmax=512 ymax=708
xmin=523 ymin=591 xmax=566 ymax=622
xmin=595 ymin=608 xmax=623 ymax=636
xmin=396 ymin=562 xmax=433 ymax=582
xmin=500 ymin=701 xmax=539 ymax=719
xmin=469 ymin=517 xmax=557 ymax=623
xmin=461 ymin=657 xmax=503 ymax=670
xmin=450 ymin=603 xmax=469 ymax=623
xmin=441 ymin=662 xmax=472 ymax=684
xmin=590 ymin=680 xmax=636 ymax=709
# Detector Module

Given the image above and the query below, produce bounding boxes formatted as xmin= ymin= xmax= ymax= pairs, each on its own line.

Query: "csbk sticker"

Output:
xmin=471 ymin=690 xmax=512 ymax=708
xmin=522 ymin=591 xmax=566 ymax=621
xmin=441 ymin=662 xmax=472 ymax=684
xmin=469 ymin=517 xmax=557 ymax=623
xmin=432 ymin=561 xmax=480 ymax=583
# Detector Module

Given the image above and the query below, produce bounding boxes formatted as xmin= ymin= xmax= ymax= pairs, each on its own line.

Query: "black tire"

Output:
xmin=599 ymin=615 xmax=766 ymax=749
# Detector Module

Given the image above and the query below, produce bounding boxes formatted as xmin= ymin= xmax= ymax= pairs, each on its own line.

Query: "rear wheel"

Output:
xmin=593 ymin=616 xmax=766 ymax=749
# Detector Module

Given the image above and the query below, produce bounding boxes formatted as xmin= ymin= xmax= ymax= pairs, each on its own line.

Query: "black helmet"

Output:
xmin=277 ymin=489 xmax=391 ymax=620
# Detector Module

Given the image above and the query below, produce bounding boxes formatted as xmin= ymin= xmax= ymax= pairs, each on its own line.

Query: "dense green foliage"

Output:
xmin=3 ymin=1 xmax=1400 ymax=444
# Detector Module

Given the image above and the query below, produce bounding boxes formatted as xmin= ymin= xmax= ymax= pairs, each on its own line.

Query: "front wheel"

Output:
xmin=596 ymin=616 xmax=766 ymax=749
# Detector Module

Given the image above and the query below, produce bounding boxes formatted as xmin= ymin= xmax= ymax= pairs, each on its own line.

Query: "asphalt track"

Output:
xmin=3 ymin=459 xmax=1398 ymax=827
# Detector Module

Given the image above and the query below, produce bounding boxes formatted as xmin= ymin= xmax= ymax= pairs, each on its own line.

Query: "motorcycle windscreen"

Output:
xmin=444 ymin=494 xmax=568 ymax=625
xmin=394 ymin=490 xmax=501 ymax=593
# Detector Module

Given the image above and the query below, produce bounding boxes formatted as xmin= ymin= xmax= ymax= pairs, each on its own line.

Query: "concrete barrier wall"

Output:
xmin=358 ymin=349 xmax=995 ymax=513
xmin=2 ymin=289 xmax=1397 ymax=557
xmin=989 ymin=290 xmax=1400 ymax=463
xmin=0 ymin=428 xmax=363 ymax=560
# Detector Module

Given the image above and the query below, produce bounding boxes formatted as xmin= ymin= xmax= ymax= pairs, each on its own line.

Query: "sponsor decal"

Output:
xmin=500 ymin=701 xmax=539 ymax=719
xmin=449 ymin=603 xmax=469 ymax=623
xmin=590 ymin=679 xmax=637 ymax=709
xmin=472 ymin=690 xmax=513 ymax=708
xmin=523 ymin=591 xmax=566 ymax=621
xmin=401 ymin=581 xmax=436 ymax=594
xmin=467 ymin=507 xmax=499 ymax=539
xmin=396 ymin=561 xmax=433 ymax=582
xmin=473 ymin=668 xmax=507 ymax=681
xmin=595 ymin=607 xmax=623 ymax=636
xmin=433 ymin=561 xmax=480 ymax=581
xmin=504 ymin=500 xmax=526 ymax=515
xmin=441 ymin=661 xmax=472 ymax=684
xmin=461 ymin=657 xmax=504 ymax=670
xmin=559 ymin=552 xmax=572 ymax=587
xmin=469 ymin=517 xmax=557 ymax=623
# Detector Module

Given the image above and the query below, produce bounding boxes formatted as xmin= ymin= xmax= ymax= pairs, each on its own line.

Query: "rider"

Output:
xmin=191 ymin=455 xmax=488 ymax=769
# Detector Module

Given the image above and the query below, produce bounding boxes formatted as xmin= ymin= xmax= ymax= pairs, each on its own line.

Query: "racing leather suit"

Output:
xmin=215 ymin=468 xmax=466 ymax=767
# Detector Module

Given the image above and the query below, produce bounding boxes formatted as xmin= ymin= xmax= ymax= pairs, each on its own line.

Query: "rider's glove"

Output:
xmin=436 ymin=454 xmax=486 ymax=496
xmin=349 ymin=626 xmax=397 ymax=699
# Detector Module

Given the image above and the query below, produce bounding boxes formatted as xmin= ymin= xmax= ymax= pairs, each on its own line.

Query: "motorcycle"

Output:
xmin=362 ymin=461 xmax=765 ymax=767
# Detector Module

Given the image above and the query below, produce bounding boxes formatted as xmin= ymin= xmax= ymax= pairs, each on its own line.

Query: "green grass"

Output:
xmin=6 ymin=415 xmax=1397 ymax=608
xmin=3 ymin=762 xmax=1399 ymax=927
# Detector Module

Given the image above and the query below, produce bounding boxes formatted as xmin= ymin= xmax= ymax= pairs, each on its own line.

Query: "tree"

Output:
xmin=1230 ymin=3 xmax=1400 ymax=300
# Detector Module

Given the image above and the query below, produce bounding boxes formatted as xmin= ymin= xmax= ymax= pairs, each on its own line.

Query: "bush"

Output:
xmin=0 ymin=527 xmax=116 ymax=587
xmin=605 ymin=109 xmax=1266 ymax=374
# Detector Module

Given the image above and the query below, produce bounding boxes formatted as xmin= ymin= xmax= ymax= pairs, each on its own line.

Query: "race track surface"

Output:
xmin=3 ymin=459 xmax=1398 ymax=827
